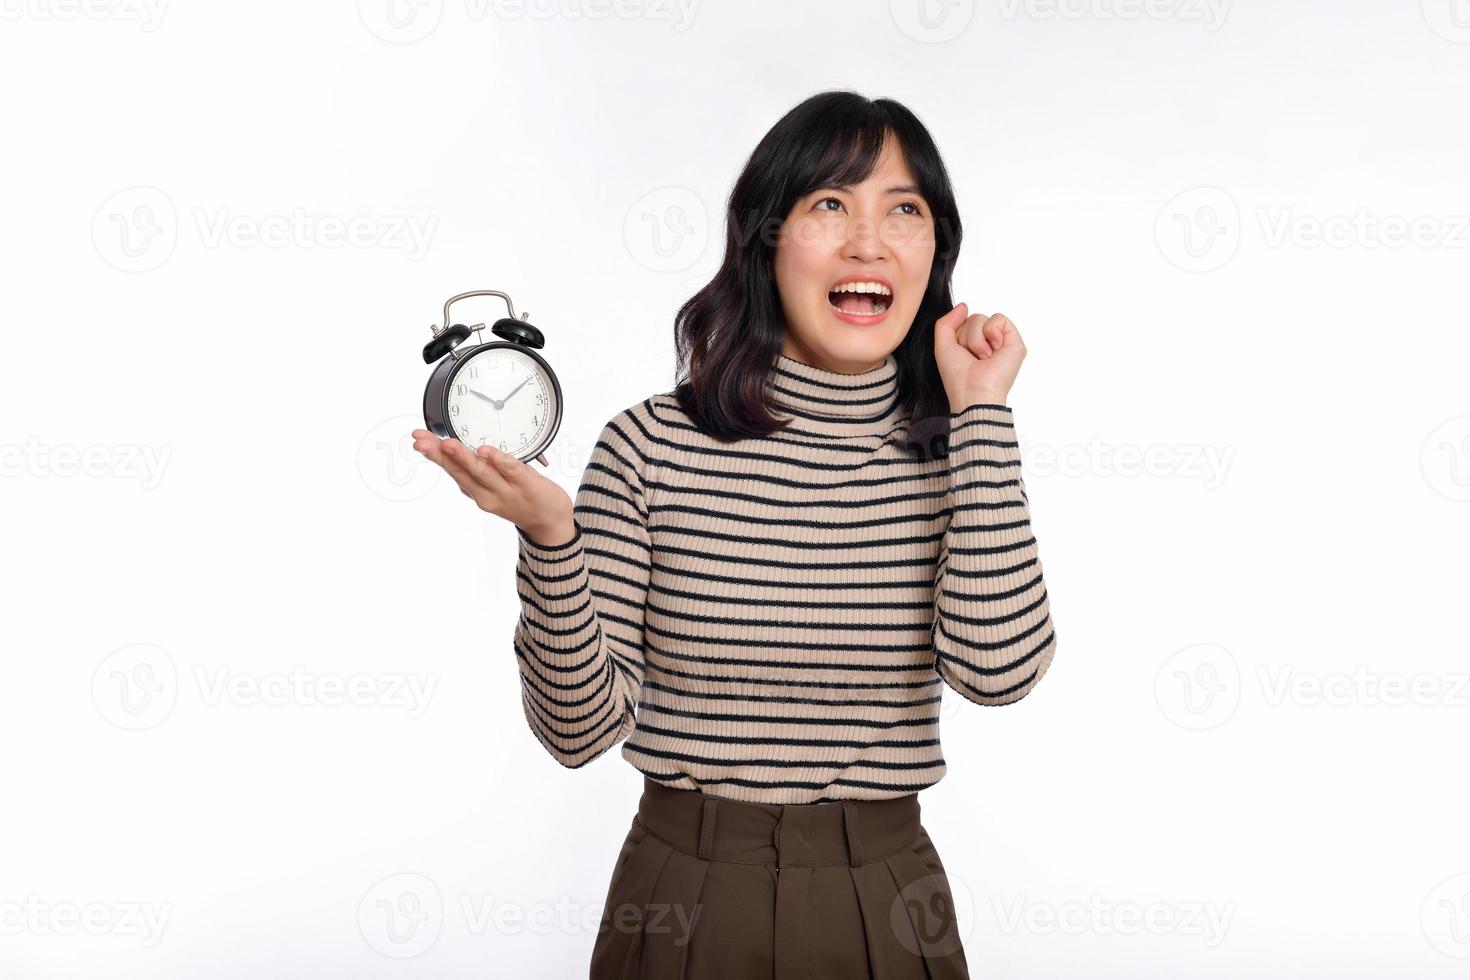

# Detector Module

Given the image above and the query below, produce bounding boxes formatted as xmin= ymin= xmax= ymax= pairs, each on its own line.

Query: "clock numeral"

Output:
xmin=449 ymin=403 xmax=460 ymax=416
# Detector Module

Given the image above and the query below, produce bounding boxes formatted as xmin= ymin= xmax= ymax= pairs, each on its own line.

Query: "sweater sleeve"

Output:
xmin=513 ymin=408 xmax=652 ymax=767
xmin=931 ymin=402 xmax=1058 ymax=705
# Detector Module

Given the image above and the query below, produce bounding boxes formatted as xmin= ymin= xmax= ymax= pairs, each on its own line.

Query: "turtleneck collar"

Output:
xmin=764 ymin=350 xmax=902 ymax=438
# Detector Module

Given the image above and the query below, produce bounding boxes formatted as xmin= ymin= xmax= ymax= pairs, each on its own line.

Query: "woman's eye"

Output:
xmin=812 ymin=197 xmax=924 ymax=215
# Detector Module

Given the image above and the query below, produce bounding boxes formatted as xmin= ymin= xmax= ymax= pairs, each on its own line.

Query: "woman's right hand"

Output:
xmin=410 ymin=429 xmax=576 ymax=546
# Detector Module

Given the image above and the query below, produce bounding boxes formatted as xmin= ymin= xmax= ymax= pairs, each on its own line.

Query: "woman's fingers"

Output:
xmin=443 ymin=438 xmax=513 ymax=494
xmin=412 ymin=434 xmax=508 ymax=509
xmin=985 ymin=313 xmax=1013 ymax=345
xmin=938 ymin=306 xmax=1025 ymax=362
xmin=436 ymin=447 xmax=493 ymax=504
xmin=474 ymin=443 xmax=528 ymax=485
xmin=932 ymin=302 xmax=967 ymax=355
xmin=977 ymin=315 xmax=1004 ymax=355
xmin=963 ymin=313 xmax=1024 ymax=360
xmin=935 ymin=301 xmax=967 ymax=335
xmin=957 ymin=313 xmax=994 ymax=358
xmin=989 ymin=314 xmax=1026 ymax=358
xmin=411 ymin=430 xmax=446 ymax=462
xmin=934 ymin=304 xmax=1028 ymax=408
xmin=409 ymin=431 xmax=517 ymax=492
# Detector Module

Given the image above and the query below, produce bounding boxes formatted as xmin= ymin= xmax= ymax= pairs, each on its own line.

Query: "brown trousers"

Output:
xmin=590 ymin=776 xmax=970 ymax=980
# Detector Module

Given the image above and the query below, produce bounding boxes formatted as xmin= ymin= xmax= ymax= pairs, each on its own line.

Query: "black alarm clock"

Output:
xmin=421 ymin=289 xmax=563 ymax=466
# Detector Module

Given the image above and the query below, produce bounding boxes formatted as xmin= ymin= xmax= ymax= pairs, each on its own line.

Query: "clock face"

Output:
xmin=444 ymin=347 xmax=558 ymax=456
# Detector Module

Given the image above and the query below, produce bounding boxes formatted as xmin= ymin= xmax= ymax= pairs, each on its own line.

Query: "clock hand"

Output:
xmin=466 ymin=388 xmax=497 ymax=406
xmin=501 ymin=377 xmax=532 ymax=402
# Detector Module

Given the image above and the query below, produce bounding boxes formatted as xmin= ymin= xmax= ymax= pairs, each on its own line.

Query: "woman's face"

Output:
xmin=771 ymin=135 xmax=936 ymax=373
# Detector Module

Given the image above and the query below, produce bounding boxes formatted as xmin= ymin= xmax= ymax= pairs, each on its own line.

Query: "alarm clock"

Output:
xmin=421 ymin=289 xmax=563 ymax=466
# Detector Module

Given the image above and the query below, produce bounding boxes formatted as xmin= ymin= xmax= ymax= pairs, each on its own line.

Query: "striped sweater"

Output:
xmin=512 ymin=351 xmax=1058 ymax=805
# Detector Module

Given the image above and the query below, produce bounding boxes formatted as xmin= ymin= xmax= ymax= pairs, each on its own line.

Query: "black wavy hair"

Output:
xmin=670 ymin=89 xmax=962 ymax=459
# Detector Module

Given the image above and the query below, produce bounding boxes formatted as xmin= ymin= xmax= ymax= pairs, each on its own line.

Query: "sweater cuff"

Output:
xmin=516 ymin=522 xmax=587 ymax=589
xmin=517 ymin=522 xmax=581 ymax=552
xmin=949 ymin=402 xmax=1013 ymax=421
xmin=949 ymin=403 xmax=1017 ymax=443
xmin=946 ymin=404 xmax=1022 ymax=499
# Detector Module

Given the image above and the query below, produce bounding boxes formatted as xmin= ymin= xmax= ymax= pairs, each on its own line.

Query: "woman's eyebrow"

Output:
xmin=814 ymin=182 xmax=925 ymax=196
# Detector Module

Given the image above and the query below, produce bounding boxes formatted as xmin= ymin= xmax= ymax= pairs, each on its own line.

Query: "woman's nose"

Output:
xmin=841 ymin=215 xmax=890 ymax=261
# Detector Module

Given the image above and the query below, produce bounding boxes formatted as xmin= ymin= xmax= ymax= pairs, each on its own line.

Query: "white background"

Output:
xmin=3 ymin=1 xmax=1469 ymax=977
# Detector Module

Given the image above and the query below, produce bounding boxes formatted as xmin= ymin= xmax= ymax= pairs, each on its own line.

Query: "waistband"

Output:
xmin=634 ymin=777 xmax=923 ymax=870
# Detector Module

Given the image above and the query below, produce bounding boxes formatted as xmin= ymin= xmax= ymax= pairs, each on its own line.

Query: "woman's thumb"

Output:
xmin=933 ymin=302 xmax=968 ymax=350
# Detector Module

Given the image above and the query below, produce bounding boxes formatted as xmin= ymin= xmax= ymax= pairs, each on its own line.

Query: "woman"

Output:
xmin=412 ymin=89 xmax=1058 ymax=980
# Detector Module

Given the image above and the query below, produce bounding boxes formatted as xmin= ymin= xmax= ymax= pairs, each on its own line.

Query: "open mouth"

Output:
xmin=828 ymin=278 xmax=892 ymax=318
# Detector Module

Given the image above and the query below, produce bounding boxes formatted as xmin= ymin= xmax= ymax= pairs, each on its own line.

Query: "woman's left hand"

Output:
xmin=933 ymin=302 xmax=1027 ymax=410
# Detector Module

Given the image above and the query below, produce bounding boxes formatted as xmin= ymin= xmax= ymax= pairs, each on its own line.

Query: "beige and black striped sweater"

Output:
xmin=512 ymin=351 xmax=1058 ymax=805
